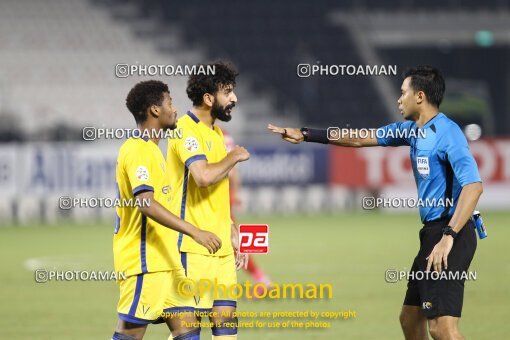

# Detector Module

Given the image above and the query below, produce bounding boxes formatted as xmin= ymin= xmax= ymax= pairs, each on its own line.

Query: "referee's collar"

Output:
xmin=422 ymin=112 xmax=444 ymax=129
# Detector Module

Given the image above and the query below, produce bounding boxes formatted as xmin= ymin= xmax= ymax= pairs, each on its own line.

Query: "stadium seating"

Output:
xmin=0 ymin=0 xmax=211 ymax=137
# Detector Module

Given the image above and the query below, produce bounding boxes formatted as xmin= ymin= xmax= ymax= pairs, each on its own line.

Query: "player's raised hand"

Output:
xmin=193 ymin=230 xmax=222 ymax=254
xmin=267 ymin=124 xmax=304 ymax=144
xmin=230 ymin=145 xmax=250 ymax=162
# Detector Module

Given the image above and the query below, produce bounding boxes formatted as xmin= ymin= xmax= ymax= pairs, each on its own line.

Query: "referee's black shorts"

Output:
xmin=403 ymin=218 xmax=477 ymax=319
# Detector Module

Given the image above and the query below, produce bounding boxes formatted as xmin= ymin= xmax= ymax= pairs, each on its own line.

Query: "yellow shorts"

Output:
xmin=117 ymin=269 xmax=195 ymax=324
xmin=181 ymin=252 xmax=237 ymax=310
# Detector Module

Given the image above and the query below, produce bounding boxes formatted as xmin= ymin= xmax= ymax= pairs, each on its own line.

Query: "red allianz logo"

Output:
xmin=239 ymin=224 xmax=269 ymax=254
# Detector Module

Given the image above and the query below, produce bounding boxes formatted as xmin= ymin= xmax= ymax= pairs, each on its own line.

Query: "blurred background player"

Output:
xmin=113 ymin=80 xmax=221 ymax=340
xmin=166 ymin=61 xmax=250 ymax=340
xmin=268 ymin=66 xmax=483 ymax=340
xmin=223 ymin=129 xmax=273 ymax=296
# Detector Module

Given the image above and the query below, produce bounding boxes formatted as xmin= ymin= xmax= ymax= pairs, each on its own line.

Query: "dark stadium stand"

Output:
xmin=99 ymin=0 xmax=508 ymax=129
xmin=101 ymin=0 xmax=393 ymax=128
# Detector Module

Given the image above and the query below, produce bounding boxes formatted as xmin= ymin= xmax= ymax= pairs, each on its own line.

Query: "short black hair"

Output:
xmin=126 ymin=80 xmax=169 ymax=123
xmin=403 ymin=65 xmax=445 ymax=108
xmin=186 ymin=60 xmax=239 ymax=106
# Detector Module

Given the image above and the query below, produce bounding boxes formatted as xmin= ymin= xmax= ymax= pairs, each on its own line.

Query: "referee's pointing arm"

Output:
xmin=268 ymin=121 xmax=483 ymax=273
xmin=267 ymin=124 xmax=379 ymax=147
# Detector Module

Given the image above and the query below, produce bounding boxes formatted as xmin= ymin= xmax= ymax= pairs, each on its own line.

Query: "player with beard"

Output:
xmin=112 ymin=80 xmax=221 ymax=340
xmin=166 ymin=61 xmax=250 ymax=340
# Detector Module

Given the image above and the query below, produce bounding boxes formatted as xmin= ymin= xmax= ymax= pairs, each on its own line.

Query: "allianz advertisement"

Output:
xmin=0 ymin=143 xmax=330 ymax=196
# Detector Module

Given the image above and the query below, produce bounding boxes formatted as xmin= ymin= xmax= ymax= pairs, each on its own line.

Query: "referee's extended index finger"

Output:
xmin=267 ymin=123 xmax=286 ymax=135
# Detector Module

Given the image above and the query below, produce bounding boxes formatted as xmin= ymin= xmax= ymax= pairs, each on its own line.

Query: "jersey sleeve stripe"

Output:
xmin=185 ymin=154 xmax=207 ymax=168
xmin=133 ymin=184 xmax=154 ymax=196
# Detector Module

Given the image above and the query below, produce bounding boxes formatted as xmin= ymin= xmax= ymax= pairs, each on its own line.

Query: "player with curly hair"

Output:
xmin=112 ymin=80 xmax=221 ymax=340
xmin=167 ymin=61 xmax=250 ymax=339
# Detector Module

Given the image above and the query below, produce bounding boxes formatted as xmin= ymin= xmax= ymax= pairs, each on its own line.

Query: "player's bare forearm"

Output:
xmin=137 ymin=191 xmax=200 ymax=237
xmin=201 ymin=153 xmax=238 ymax=185
xmin=448 ymin=182 xmax=484 ymax=232
xmin=189 ymin=147 xmax=250 ymax=187
xmin=268 ymin=124 xmax=378 ymax=147
xmin=136 ymin=191 xmax=222 ymax=253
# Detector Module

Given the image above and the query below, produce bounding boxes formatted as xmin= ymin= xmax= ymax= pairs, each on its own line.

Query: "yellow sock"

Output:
xmin=212 ymin=336 xmax=237 ymax=340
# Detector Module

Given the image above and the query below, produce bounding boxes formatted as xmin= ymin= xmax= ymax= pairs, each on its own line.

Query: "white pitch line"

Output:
xmin=23 ymin=255 xmax=87 ymax=271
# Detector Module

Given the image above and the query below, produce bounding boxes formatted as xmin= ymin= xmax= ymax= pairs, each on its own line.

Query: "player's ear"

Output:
xmin=416 ymin=90 xmax=425 ymax=104
xmin=149 ymin=104 xmax=160 ymax=118
xmin=203 ymin=93 xmax=214 ymax=108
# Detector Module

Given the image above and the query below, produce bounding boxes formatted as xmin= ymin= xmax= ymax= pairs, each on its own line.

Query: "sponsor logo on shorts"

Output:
xmin=422 ymin=302 xmax=433 ymax=310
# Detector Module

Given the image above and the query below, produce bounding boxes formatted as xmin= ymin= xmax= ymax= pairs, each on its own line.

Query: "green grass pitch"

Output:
xmin=1 ymin=211 xmax=508 ymax=339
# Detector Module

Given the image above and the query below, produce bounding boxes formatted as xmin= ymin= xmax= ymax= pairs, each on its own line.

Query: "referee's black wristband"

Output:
xmin=300 ymin=127 xmax=329 ymax=144
xmin=442 ymin=226 xmax=458 ymax=239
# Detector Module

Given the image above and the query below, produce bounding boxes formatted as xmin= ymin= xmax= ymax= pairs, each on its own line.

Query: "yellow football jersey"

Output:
xmin=167 ymin=111 xmax=234 ymax=256
xmin=114 ymin=137 xmax=180 ymax=277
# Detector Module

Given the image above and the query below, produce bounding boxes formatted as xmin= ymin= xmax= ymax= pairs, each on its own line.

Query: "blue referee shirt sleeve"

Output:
xmin=443 ymin=124 xmax=481 ymax=187
xmin=376 ymin=121 xmax=413 ymax=146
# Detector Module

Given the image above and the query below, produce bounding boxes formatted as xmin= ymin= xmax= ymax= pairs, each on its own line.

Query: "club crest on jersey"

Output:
xmin=185 ymin=136 xmax=199 ymax=152
xmin=136 ymin=166 xmax=149 ymax=181
xmin=417 ymin=157 xmax=430 ymax=179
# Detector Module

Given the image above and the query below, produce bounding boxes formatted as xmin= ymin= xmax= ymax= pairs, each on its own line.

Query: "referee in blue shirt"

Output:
xmin=269 ymin=65 xmax=483 ymax=340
